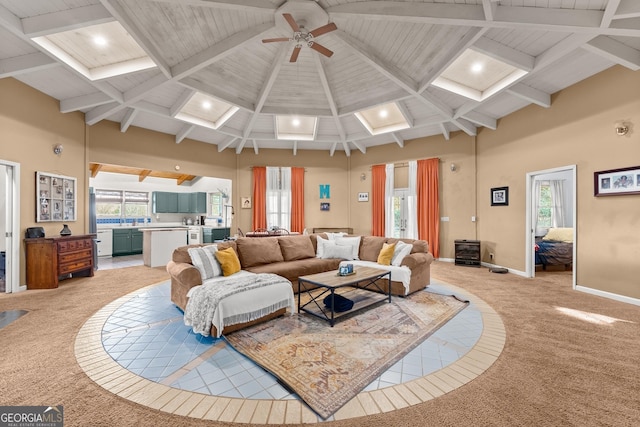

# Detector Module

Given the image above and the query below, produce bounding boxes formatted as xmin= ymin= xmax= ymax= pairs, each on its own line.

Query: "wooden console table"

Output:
xmin=25 ymin=234 xmax=95 ymax=289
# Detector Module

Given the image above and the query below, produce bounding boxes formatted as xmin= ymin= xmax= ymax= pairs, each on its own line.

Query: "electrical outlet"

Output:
xmin=490 ymin=253 xmax=494 ymax=260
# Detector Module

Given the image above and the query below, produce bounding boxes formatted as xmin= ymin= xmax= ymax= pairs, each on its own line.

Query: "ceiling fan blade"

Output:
xmin=283 ymin=13 xmax=300 ymax=32
xmin=309 ymin=22 xmax=337 ymax=38
xmin=262 ymin=37 xmax=290 ymax=43
xmin=290 ymin=46 xmax=301 ymax=62
xmin=309 ymin=42 xmax=333 ymax=58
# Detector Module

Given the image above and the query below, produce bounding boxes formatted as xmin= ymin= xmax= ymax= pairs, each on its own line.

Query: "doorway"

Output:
xmin=392 ymin=188 xmax=409 ymax=238
xmin=525 ymin=165 xmax=576 ymax=289
xmin=1 ymin=160 xmax=21 ymax=293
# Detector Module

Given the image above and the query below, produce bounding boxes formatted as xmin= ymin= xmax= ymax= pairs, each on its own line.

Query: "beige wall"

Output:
xmin=475 ymin=66 xmax=640 ymax=299
xmin=0 ymin=79 xmax=87 ymax=283
xmin=1 ymin=65 xmax=639 ymax=300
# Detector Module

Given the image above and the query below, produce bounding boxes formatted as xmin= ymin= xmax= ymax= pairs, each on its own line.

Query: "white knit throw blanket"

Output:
xmin=184 ymin=273 xmax=290 ymax=337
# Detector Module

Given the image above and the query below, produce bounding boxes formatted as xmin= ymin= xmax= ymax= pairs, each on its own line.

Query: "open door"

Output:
xmin=525 ymin=165 xmax=576 ymax=289
xmin=1 ymin=159 xmax=21 ymax=293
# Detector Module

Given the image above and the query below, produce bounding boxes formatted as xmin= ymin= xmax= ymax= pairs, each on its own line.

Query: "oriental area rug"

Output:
xmin=225 ymin=291 xmax=469 ymax=419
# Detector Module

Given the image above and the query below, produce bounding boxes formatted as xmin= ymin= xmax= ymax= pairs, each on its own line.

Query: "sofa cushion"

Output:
xmin=235 ymin=237 xmax=284 ymax=268
xmin=360 ymin=236 xmax=387 ymax=261
xmin=246 ymin=258 xmax=342 ymax=285
xmin=173 ymin=241 xmax=236 ymax=264
xmin=278 ymin=235 xmax=315 ymax=261
xmin=188 ymin=245 xmax=221 ymax=279
xmin=377 ymin=242 xmax=396 ymax=265
xmin=215 ymin=247 xmax=241 ymax=276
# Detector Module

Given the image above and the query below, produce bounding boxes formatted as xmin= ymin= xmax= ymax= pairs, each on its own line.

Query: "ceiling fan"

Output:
xmin=262 ymin=13 xmax=337 ymax=62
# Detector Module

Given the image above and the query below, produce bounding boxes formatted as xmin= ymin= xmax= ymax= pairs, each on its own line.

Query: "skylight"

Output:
xmin=432 ymin=49 xmax=528 ymax=102
xmin=354 ymin=102 xmax=410 ymax=135
xmin=174 ymin=92 xmax=238 ymax=130
xmin=275 ymin=115 xmax=318 ymax=141
xmin=31 ymin=21 xmax=156 ymax=80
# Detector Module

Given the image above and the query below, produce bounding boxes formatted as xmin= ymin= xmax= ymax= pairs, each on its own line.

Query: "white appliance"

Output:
xmin=187 ymin=226 xmax=202 ymax=245
xmin=96 ymin=229 xmax=113 ymax=257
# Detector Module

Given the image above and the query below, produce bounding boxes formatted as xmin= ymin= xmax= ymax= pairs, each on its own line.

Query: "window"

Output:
xmin=266 ymin=167 xmax=291 ymax=230
xmin=536 ymin=182 xmax=552 ymax=228
xmin=96 ymin=189 xmax=149 ymax=218
xmin=210 ymin=192 xmax=223 ymax=217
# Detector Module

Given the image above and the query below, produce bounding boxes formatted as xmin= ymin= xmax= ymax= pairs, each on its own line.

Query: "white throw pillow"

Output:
xmin=325 ymin=232 xmax=347 ymax=240
xmin=321 ymin=242 xmax=355 ymax=260
xmin=391 ymin=241 xmax=413 ymax=266
xmin=316 ymin=236 xmax=330 ymax=258
xmin=188 ymin=244 xmax=222 ymax=280
xmin=335 ymin=236 xmax=361 ymax=260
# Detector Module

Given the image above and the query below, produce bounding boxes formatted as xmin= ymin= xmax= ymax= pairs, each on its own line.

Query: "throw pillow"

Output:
xmin=542 ymin=227 xmax=573 ymax=243
xmin=321 ymin=242 xmax=355 ymax=260
xmin=325 ymin=232 xmax=347 ymax=240
xmin=316 ymin=235 xmax=330 ymax=258
xmin=214 ymin=247 xmax=241 ymax=276
xmin=391 ymin=240 xmax=413 ymax=266
xmin=188 ymin=245 xmax=221 ymax=280
xmin=335 ymin=236 xmax=361 ymax=260
xmin=377 ymin=242 xmax=396 ymax=265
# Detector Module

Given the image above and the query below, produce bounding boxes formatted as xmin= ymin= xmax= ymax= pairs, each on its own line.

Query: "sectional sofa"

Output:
xmin=167 ymin=233 xmax=434 ymax=336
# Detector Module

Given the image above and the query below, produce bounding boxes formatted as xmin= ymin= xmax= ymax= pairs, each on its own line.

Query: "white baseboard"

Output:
xmin=576 ymin=285 xmax=640 ymax=307
xmin=437 ymin=258 xmax=527 ymax=277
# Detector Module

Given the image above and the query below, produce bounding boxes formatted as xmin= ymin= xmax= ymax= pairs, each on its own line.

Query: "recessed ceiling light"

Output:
xmin=93 ymin=36 xmax=107 ymax=47
xmin=292 ymin=118 xmax=301 ymax=127
xmin=202 ymin=101 xmax=211 ymax=110
xmin=471 ymin=62 xmax=483 ymax=73
xmin=379 ymin=109 xmax=388 ymax=119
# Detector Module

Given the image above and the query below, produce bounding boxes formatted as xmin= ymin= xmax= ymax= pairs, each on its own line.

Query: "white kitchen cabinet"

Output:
xmin=96 ymin=229 xmax=113 ymax=257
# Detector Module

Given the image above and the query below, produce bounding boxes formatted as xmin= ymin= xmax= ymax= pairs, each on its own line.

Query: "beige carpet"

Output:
xmin=1 ymin=262 xmax=639 ymax=426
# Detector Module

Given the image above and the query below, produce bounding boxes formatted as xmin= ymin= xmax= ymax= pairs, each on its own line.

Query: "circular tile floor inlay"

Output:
xmin=75 ymin=280 xmax=505 ymax=423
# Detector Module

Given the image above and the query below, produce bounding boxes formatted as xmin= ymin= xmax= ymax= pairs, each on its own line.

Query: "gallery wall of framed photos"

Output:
xmin=36 ymin=171 xmax=76 ymax=222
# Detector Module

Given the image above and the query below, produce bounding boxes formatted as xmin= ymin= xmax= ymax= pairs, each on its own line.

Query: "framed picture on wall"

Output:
xmin=491 ymin=187 xmax=509 ymax=206
xmin=36 ymin=171 xmax=77 ymax=222
xmin=594 ymin=166 xmax=640 ymax=196
xmin=320 ymin=202 xmax=330 ymax=211
xmin=241 ymin=197 xmax=252 ymax=209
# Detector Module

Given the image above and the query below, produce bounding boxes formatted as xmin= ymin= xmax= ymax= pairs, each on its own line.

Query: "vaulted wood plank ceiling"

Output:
xmin=1 ymin=0 xmax=638 ymax=156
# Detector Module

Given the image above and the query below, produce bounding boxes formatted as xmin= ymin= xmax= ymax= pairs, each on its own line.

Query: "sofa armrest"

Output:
xmin=167 ymin=261 xmax=202 ymax=287
xmin=400 ymin=252 xmax=434 ymax=269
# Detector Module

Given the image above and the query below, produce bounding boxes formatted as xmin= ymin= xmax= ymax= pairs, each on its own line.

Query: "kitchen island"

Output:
xmin=141 ymin=228 xmax=188 ymax=268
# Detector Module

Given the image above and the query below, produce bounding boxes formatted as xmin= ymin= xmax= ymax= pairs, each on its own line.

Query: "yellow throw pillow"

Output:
xmin=377 ymin=242 xmax=396 ymax=266
xmin=542 ymin=227 xmax=573 ymax=243
xmin=214 ymin=247 xmax=241 ymax=276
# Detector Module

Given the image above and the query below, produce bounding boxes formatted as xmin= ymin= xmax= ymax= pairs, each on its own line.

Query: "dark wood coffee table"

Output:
xmin=297 ymin=266 xmax=392 ymax=326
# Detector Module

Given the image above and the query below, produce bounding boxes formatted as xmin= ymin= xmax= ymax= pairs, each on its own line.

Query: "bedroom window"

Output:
xmin=537 ymin=183 xmax=552 ymax=228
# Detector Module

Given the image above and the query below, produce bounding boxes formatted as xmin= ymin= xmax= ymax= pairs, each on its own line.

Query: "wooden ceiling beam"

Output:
xmin=139 ymin=169 xmax=152 ymax=182
xmin=89 ymin=163 xmax=103 ymax=177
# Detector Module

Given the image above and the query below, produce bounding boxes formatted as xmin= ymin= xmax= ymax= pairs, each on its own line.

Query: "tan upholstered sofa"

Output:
xmin=167 ymin=234 xmax=434 ymax=314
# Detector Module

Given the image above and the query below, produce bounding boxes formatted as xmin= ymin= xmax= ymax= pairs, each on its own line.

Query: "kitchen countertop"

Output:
xmin=139 ymin=227 xmax=187 ymax=232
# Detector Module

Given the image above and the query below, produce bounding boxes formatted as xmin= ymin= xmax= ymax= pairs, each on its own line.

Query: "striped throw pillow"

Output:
xmin=188 ymin=244 xmax=221 ymax=280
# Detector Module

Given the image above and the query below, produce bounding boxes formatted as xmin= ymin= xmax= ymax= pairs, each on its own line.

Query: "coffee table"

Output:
xmin=297 ymin=266 xmax=392 ymax=326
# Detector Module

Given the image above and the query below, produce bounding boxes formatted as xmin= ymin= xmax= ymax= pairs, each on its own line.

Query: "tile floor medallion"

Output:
xmin=75 ymin=277 xmax=505 ymax=423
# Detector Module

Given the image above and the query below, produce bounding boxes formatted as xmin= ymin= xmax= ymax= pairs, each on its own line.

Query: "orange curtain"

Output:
xmin=417 ymin=158 xmax=440 ymax=258
xmin=371 ymin=164 xmax=386 ymax=236
xmin=290 ymin=167 xmax=304 ymax=233
xmin=252 ymin=167 xmax=266 ymax=230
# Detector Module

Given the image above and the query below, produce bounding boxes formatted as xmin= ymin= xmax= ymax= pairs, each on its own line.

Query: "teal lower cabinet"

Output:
xmin=112 ymin=228 xmax=143 ymax=256
xmin=131 ymin=229 xmax=143 ymax=254
xmin=203 ymin=228 xmax=230 ymax=243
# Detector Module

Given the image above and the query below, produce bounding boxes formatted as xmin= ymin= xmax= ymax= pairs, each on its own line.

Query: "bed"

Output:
xmin=535 ymin=227 xmax=573 ymax=270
